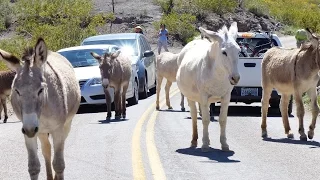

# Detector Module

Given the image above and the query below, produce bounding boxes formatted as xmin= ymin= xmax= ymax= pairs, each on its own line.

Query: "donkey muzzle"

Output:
xmin=22 ymin=113 xmax=39 ymax=138
xmin=22 ymin=127 xmax=38 ymax=138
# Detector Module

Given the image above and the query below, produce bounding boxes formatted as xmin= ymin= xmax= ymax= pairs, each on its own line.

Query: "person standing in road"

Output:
xmin=295 ymin=29 xmax=308 ymax=48
xmin=158 ymin=24 xmax=169 ymax=55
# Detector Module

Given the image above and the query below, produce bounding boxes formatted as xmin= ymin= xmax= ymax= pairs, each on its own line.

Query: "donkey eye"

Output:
xmin=222 ymin=51 xmax=227 ymax=56
xmin=108 ymin=69 xmax=111 ymax=73
xmin=38 ymin=88 xmax=44 ymax=96
xmin=15 ymin=89 xmax=20 ymax=96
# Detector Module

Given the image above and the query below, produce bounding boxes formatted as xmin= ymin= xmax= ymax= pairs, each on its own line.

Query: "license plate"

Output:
xmin=241 ymin=88 xmax=258 ymax=96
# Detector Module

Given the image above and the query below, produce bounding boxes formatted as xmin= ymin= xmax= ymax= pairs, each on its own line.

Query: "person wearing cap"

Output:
xmin=295 ymin=29 xmax=308 ymax=48
xmin=134 ymin=26 xmax=144 ymax=34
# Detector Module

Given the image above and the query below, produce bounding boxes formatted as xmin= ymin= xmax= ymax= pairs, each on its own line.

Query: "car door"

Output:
xmin=140 ymin=36 xmax=155 ymax=87
xmin=139 ymin=36 xmax=151 ymax=87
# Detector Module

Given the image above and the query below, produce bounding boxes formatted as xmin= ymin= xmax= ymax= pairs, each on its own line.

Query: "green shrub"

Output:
xmin=153 ymin=12 xmax=197 ymax=44
xmin=244 ymin=0 xmax=269 ymax=17
xmin=0 ymin=35 xmax=28 ymax=70
xmin=13 ymin=0 xmax=108 ymax=51
xmin=0 ymin=0 xmax=14 ymax=31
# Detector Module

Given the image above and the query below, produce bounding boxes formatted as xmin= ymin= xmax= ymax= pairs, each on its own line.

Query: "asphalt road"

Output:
xmin=1 ymin=36 xmax=319 ymax=180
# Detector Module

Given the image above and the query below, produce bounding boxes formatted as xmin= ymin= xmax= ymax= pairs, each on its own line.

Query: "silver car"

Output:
xmin=81 ymin=33 xmax=156 ymax=99
xmin=57 ymin=44 xmax=140 ymax=106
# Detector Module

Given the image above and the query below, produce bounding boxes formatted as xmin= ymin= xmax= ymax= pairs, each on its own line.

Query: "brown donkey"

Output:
xmin=261 ymin=28 xmax=320 ymax=141
xmin=91 ymin=50 xmax=132 ymax=120
xmin=0 ymin=70 xmax=15 ymax=123
xmin=0 ymin=38 xmax=80 ymax=180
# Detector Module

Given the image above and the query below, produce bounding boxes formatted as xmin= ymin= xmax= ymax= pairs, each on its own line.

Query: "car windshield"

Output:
xmin=59 ymin=49 xmax=106 ymax=68
xmin=82 ymin=39 xmax=138 ymax=56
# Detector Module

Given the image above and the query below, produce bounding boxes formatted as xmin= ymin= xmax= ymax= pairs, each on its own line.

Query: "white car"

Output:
xmin=57 ymin=44 xmax=139 ymax=106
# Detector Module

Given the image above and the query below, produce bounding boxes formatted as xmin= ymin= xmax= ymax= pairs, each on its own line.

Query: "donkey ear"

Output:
xmin=305 ymin=28 xmax=319 ymax=47
xmin=34 ymin=37 xmax=48 ymax=67
xmin=111 ymin=50 xmax=121 ymax=59
xmin=0 ymin=49 xmax=22 ymax=71
xmin=199 ymin=27 xmax=223 ymax=43
xmin=228 ymin=22 xmax=238 ymax=40
xmin=90 ymin=52 xmax=103 ymax=63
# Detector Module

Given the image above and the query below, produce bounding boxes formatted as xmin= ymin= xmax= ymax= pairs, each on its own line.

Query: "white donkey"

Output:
xmin=0 ymin=38 xmax=80 ymax=180
xmin=176 ymin=22 xmax=240 ymax=152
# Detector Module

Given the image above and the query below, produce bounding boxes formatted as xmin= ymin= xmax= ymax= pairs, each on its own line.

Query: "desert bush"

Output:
xmin=0 ymin=0 xmax=14 ymax=31
xmin=247 ymin=0 xmax=320 ymax=32
xmin=153 ymin=12 xmax=197 ymax=44
xmin=0 ymin=0 xmax=114 ymax=70
xmin=13 ymin=0 xmax=110 ymax=51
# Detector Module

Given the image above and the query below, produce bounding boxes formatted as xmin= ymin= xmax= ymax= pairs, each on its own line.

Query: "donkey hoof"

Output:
xmin=221 ymin=145 xmax=230 ymax=152
xmin=106 ymin=116 xmax=111 ymax=121
xmin=168 ymin=106 xmax=173 ymax=110
xmin=190 ymin=140 xmax=197 ymax=147
xmin=122 ymin=114 xmax=126 ymax=119
xmin=3 ymin=119 xmax=7 ymax=123
xmin=115 ymin=116 xmax=121 ymax=120
xmin=156 ymin=106 xmax=160 ymax=111
xmin=287 ymin=132 xmax=294 ymax=139
xmin=308 ymin=130 xmax=314 ymax=140
xmin=201 ymin=145 xmax=210 ymax=152
xmin=181 ymin=107 xmax=185 ymax=112
xmin=261 ymin=130 xmax=268 ymax=138
xmin=300 ymin=135 xmax=308 ymax=141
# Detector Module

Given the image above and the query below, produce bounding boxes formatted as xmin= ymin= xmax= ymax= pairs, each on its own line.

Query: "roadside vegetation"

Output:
xmin=0 ymin=0 xmax=114 ymax=70
xmin=245 ymin=0 xmax=320 ymax=35
xmin=154 ymin=0 xmax=320 ymax=44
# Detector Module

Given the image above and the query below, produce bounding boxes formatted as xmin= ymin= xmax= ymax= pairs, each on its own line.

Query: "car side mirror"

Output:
xmin=143 ymin=50 xmax=154 ymax=57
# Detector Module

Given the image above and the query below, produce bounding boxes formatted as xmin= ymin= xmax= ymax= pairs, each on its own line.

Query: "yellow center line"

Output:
xmin=132 ymin=87 xmax=179 ymax=180
xmin=146 ymin=88 xmax=180 ymax=180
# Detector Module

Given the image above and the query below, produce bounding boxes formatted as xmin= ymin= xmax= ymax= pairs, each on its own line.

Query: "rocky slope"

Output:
xmin=92 ymin=1 xmax=282 ymax=47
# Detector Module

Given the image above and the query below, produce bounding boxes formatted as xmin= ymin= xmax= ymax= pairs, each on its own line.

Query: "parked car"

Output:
xmin=57 ymin=44 xmax=140 ymax=106
xmin=81 ymin=33 xmax=156 ymax=99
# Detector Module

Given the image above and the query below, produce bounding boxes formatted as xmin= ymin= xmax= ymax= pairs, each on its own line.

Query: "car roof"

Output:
xmin=82 ymin=33 xmax=142 ymax=42
xmin=57 ymin=44 xmax=117 ymax=52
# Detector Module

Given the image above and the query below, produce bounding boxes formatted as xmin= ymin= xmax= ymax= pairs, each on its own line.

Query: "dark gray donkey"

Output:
xmin=0 ymin=70 xmax=15 ymax=123
xmin=91 ymin=50 xmax=132 ymax=120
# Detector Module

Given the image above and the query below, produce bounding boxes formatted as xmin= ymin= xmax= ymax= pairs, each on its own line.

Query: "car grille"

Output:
xmin=90 ymin=94 xmax=105 ymax=100
xmin=79 ymin=80 xmax=88 ymax=89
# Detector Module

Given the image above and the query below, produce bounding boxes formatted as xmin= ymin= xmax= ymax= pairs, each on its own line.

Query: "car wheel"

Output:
xmin=139 ymin=78 xmax=148 ymax=99
xmin=270 ymin=97 xmax=293 ymax=114
xmin=128 ymin=80 xmax=139 ymax=105
xmin=149 ymin=79 xmax=156 ymax=94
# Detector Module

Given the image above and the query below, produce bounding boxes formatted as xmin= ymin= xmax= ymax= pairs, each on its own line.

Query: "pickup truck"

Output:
xmin=210 ymin=31 xmax=293 ymax=115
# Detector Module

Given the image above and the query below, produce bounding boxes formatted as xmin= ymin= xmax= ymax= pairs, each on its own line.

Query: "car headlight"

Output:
xmin=89 ymin=78 xmax=102 ymax=86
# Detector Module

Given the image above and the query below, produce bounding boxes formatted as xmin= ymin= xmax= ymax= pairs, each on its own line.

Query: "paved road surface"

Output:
xmin=2 ymin=36 xmax=319 ymax=180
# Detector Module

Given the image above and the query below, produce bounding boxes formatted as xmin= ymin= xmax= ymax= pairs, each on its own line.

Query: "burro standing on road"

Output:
xmin=155 ymin=51 xmax=186 ymax=111
xmin=0 ymin=38 xmax=80 ymax=180
xmin=261 ymin=28 xmax=320 ymax=141
xmin=176 ymin=22 xmax=241 ymax=152
xmin=91 ymin=50 xmax=132 ymax=120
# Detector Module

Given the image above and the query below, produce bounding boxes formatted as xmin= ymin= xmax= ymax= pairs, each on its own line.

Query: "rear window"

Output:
xmin=236 ymin=38 xmax=279 ymax=57
xmin=59 ymin=49 xmax=106 ymax=68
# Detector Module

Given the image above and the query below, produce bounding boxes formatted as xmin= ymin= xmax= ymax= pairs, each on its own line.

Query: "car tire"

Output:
xmin=149 ymin=79 xmax=156 ymax=94
xmin=128 ymin=80 xmax=139 ymax=105
xmin=270 ymin=97 xmax=293 ymax=115
xmin=139 ymin=77 xmax=148 ymax=99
